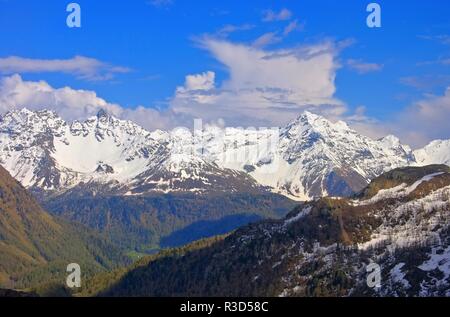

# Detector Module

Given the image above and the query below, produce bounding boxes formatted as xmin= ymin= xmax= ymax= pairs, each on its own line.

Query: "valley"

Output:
xmin=92 ymin=165 xmax=450 ymax=297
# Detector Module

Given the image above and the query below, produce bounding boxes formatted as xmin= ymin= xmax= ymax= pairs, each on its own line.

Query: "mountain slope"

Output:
xmin=0 ymin=165 xmax=126 ymax=290
xmin=99 ymin=165 xmax=450 ymax=297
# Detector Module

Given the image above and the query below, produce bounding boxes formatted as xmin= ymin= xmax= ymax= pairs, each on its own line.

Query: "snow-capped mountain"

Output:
xmin=0 ymin=108 xmax=448 ymax=200
xmin=414 ymin=139 xmax=450 ymax=167
xmin=0 ymin=108 xmax=263 ymax=195
xmin=224 ymin=112 xmax=416 ymax=199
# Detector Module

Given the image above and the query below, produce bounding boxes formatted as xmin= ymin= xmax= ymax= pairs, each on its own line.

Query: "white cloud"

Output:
xmin=171 ymin=38 xmax=345 ymax=127
xmin=344 ymin=88 xmax=450 ymax=148
xmin=0 ymin=74 xmax=122 ymax=119
xmin=394 ymin=87 xmax=450 ymax=147
xmin=0 ymin=56 xmax=130 ymax=81
xmin=202 ymin=39 xmax=338 ymax=96
xmin=0 ymin=74 xmax=178 ymax=131
xmin=120 ymin=105 xmax=183 ymax=131
xmin=252 ymin=32 xmax=282 ymax=48
xmin=344 ymin=106 xmax=390 ymax=140
xmin=178 ymin=71 xmax=215 ymax=91
xmin=346 ymin=59 xmax=383 ymax=74
xmin=2 ymin=73 xmax=449 ymax=149
xmin=262 ymin=8 xmax=292 ymax=22
xmin=175 ymin=71 xmax=217 ymax=105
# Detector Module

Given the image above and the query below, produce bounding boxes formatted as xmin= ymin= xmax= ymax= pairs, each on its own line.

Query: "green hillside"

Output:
xmin=0 ymin=165 xmax=127 ymax=293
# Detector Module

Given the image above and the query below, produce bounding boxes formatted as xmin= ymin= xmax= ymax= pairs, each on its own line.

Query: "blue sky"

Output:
xmin=0 ymin=0 xmax=450 ymax=146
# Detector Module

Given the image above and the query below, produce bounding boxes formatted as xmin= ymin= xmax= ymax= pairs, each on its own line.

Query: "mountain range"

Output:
xmin=1 ymin=108 xmax=450 ymax=252
xmin=1 ymin=108 xmax=449 ymax=200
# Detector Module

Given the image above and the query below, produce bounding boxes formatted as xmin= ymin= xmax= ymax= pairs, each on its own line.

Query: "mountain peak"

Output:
xmin=379 ymin=134 xmax=401 ymax=146
xmin=1 ymin=107 xmax=449 ymax=200
xmin=284 ymin=111 xmax=320 ymax=129
xmin=96 ymin=108 xmax=110 ymax=119
xmin=283 ymin=111 xmax=352 ymax=138
xmin=2 ymin=108 xmax=61 ymax=124
xmin=2 ymin=107 xmax=33 ymax=119
xmin=301 ymin=110 xmax=320 ymax=120
xmin=297 ymin=111 xmax=322 ymax=126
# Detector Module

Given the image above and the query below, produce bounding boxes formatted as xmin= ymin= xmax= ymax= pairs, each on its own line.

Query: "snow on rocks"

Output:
xmin=0 ymin=108 xmax=449 ymax=199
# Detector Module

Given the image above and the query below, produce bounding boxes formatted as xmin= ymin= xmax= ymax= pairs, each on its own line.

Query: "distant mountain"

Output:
xmin=413 ymin=140 xmax=450 ymax=167
xmin=0 ymin=165 xmax=126 ymax=291
xmin=0 ymin=108 xmax=447 ymax=200
xmin=0 ymin=108 xmax=268 ymax=195
xmin=1 ymin=108 xmax=449 ymax=252
xmin=99 ymin=165 xmax=450 ymax=297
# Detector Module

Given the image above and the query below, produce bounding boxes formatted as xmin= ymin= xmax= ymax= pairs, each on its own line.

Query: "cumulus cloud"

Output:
xmin=171 ymin=38 xmax=345 ymax=127
xmin=178 ymin=71 xmax=215 ymax=91
xmin=0 ymin=56 xmax=130 ymax=81
xmin=202 ymin=39 xmax=338 ymax=97
xmin=0 ymin=74 xmax=122 ymax=119
xmin=2 ymin=42 xmax=445 ymax=147
xmin=262 ymin=8 xmax=292 ymax=22
xmin=175 ymin=71 xmax=218 ymax=105
xmin=0 ymin=74 xmax=179 ymax=131
xmin=346 ymin=59 xmax=383 ymax=74
xmin=1 ymin=73 xmax=449 ymax=148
